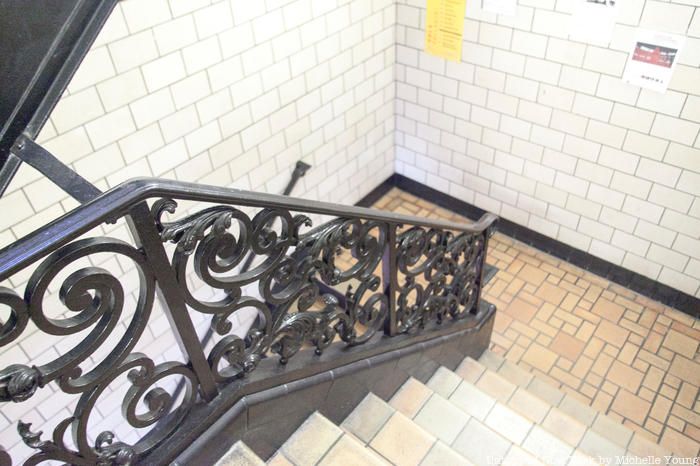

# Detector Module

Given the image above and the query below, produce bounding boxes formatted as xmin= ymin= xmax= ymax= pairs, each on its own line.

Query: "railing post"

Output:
xmin=473 ymin=226 xmax=493 ymax=315
xmin=382 ymin=224 xmax=398 ymax=336
xmin=126 ymin=201 xmax=219 ymax=401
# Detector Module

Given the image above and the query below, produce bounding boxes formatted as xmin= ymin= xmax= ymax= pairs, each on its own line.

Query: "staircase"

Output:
xmin=216 ymin=350 xmax=674 ymax=466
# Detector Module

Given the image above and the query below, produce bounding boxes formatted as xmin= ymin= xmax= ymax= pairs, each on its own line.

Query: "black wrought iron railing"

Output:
xmin=0 ymin=177 xmax=497 ymax=465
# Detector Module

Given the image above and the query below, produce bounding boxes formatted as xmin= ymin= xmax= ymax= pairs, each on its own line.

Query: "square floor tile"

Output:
xmin=319 ymin=435 xmax=387 ymax=466
xmin=484 ymin=403 xmax=534 ymax=445
xmin=449 ymin=381 xmax=497 ymax=420
xmin=342 ymin=393 xmax=394 ymax=443
xmin=508 ymin=387 xmax=551 ymax=423
xmin=369 ymin=412 xmax=435 ymax=466
xmin=475 ymin=370 xmax=516 ymax=403
xmin=502 ymin=445 xmax=545 ymax=466
xmin=420 ymin=441 xmax=473 ymax=466
xmin=452 ymin=418 xmax=512 ymax=465
xmin=426 ymin=367 xmax=462 ymax=398
xmin=281 ymin=413 xmax=342 ymax=465
xmin=541 ymin=408 xmax=586 ymax=447
xmin=414 ymin=394 xmax=470 ymax=444
xmin=522 ymin=426 xmax=573 ymax=466
xmin=390 ymin=377 xmax=432 ymax=418
xmin=455 ymin=358 xmax=485 ymax=383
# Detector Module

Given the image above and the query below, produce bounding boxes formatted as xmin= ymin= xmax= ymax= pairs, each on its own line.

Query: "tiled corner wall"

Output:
xmin=0 ymin=0 xmax=396 ymax=251
xmin=394 ymin=0 xmax=700 ymax=298
xmin=0 ymin=0 xmax=396 ymax=461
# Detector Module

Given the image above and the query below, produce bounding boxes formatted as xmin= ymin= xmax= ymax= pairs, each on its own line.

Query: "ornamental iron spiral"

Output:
xmin=0 ymin=194 xmax=493 ymax=465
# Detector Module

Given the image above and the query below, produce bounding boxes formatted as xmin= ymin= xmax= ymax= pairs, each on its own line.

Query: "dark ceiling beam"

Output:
xmin=0 ymin=0 xmax=119 ymax=197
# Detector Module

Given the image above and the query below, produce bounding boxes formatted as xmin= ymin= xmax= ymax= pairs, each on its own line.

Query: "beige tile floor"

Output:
xmin=373 ymin=188 xmax=700 ymax=457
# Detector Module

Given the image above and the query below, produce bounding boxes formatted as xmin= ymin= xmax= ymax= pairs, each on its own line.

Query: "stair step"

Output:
xmin=279 ymin=411 xmax=387 ymax=465
xmin=394 ymin=375 xmax=556 ymax=465
xmin=278 ymin=412 xmax=342 ymax=465
xmin=420 ymin=371 xmax=598 ymax=466
xmin=434 ymin=362 xmax=608 ymax=464
xmin=420 ymin=441 xmax=471 ymax=466
xmin=471 ymin=350 xmax=675 ymax=460
xmin=217 ymin=349 xmax=675 ymax=465
xmin=341 ymin=392 xmax=395 ymax=444
xmin=343 ymin=391 xmax=473 ymax=465
xmin=214 ymin=441 xmax=264 ymax=466
xmin=267 ymin=452 xmax=293 ymax=466
xmin=369 ymin=409 xmax=442 ymax=465
xmin=319 ymin=434 xmax=389 ymax=466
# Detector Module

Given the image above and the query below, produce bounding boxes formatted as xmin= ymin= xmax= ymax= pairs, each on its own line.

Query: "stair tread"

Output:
xmin=369 ymin=410 xmax=438 ymax=465
xmin=222 ymin=351 xmax=675 ymax=465
xmin=522 ymin=425 xmax=576 ymax=465
xmin=453 ymin=416 xmax=513 ymax=465
xmin=341 ymin=392 xmax=394 ymax=443
xmin=502 ymin=445 xmax=546 ymax=466
xmin=278 ymin=412 xmax=342 ymax=465
xmin=388 ymin=376 xmax=433 ymax=418
xmin=474 ymin=367 xmax=517 ymax=403
xmin=474 ymin=350 xmax=674 ymax=459
xmin=394 ymin=375 xmax=593 ymax=466
xmin=214 ymin=441 xmax=264 ymax=466
xmin=540 ymin=406 xmax=588 ymax=447
xmin=449 ymin=378 xmax=497 ymax=421
xmin=579 ymin=429 xmax=627 ymax=460
xmin=319 ymin=434 xmax=388 ymax=466
xmin=279 ymin=410 xmax=389 ymax=466
xmin=414 ymin=389 xmax=471 ymax=445
xmin=420 ymin=441 xmax=474 ymax=466
xmin=509 ymin=385 xmax=551 ymax=423
xmin=267 ymin=452 xmax=293 ymax=466
xmin=425 ymin=366 xmax=462 ymax=398
xmin=475 ymin=353 xmax=620 ymax=430
xmin=345 ymin=388 xmax=473 ymax=465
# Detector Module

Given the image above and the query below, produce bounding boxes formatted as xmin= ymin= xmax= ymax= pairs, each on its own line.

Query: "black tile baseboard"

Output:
xmin=359 ymin=173 xmax=699 ymax=319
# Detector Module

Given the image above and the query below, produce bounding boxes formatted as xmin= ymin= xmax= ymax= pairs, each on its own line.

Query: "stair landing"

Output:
xmin=375 ymin=188 xmax=700 ymax=457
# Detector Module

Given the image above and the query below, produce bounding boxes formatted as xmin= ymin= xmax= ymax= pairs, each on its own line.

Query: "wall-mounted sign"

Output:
xmin=425 ymin=0 xmax=467 ymax=62
xmin=623 ymin=29 xmax=685 ymax=93
xmin=570 ymin=0 xmax=617 ymax=45
xmin=483 ymin=0 xmax=517 ymax=16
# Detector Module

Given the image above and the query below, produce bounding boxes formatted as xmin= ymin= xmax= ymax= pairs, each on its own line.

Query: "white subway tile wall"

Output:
xmin=395 ymin=0 xmax=700 ymax=298
xmin=2 ymin=0 xmax=700 ymax=461
xmin=0 ymin=0 xmax=395 ymax=461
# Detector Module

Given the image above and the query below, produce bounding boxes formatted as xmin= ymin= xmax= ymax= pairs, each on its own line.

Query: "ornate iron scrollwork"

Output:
xmin=155 ymin=200 xmax=389 ymax=371
xmin=0 ymin=192 xmax=492 ymax=465
xmin=0 ymin=236 xmax=175 ymax=464
xmin=0 ymin=287 xmax=29 ymax=346
xmin=0 ymin=364 xmax=40 ymax=403
xmin=395 ymin=227 xmax=486 ymax=332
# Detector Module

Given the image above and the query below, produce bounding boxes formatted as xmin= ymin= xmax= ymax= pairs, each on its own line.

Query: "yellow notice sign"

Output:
xmin=425 ymin=0 xmax=467 ymax=62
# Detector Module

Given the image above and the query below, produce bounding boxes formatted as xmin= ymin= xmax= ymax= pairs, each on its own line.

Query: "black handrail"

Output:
xmin=0 ymin=178 xmax=496 ymax=281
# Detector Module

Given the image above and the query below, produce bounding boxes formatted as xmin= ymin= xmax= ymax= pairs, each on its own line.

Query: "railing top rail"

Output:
xmin=0 ymin=177 xmax=497 ymax=280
